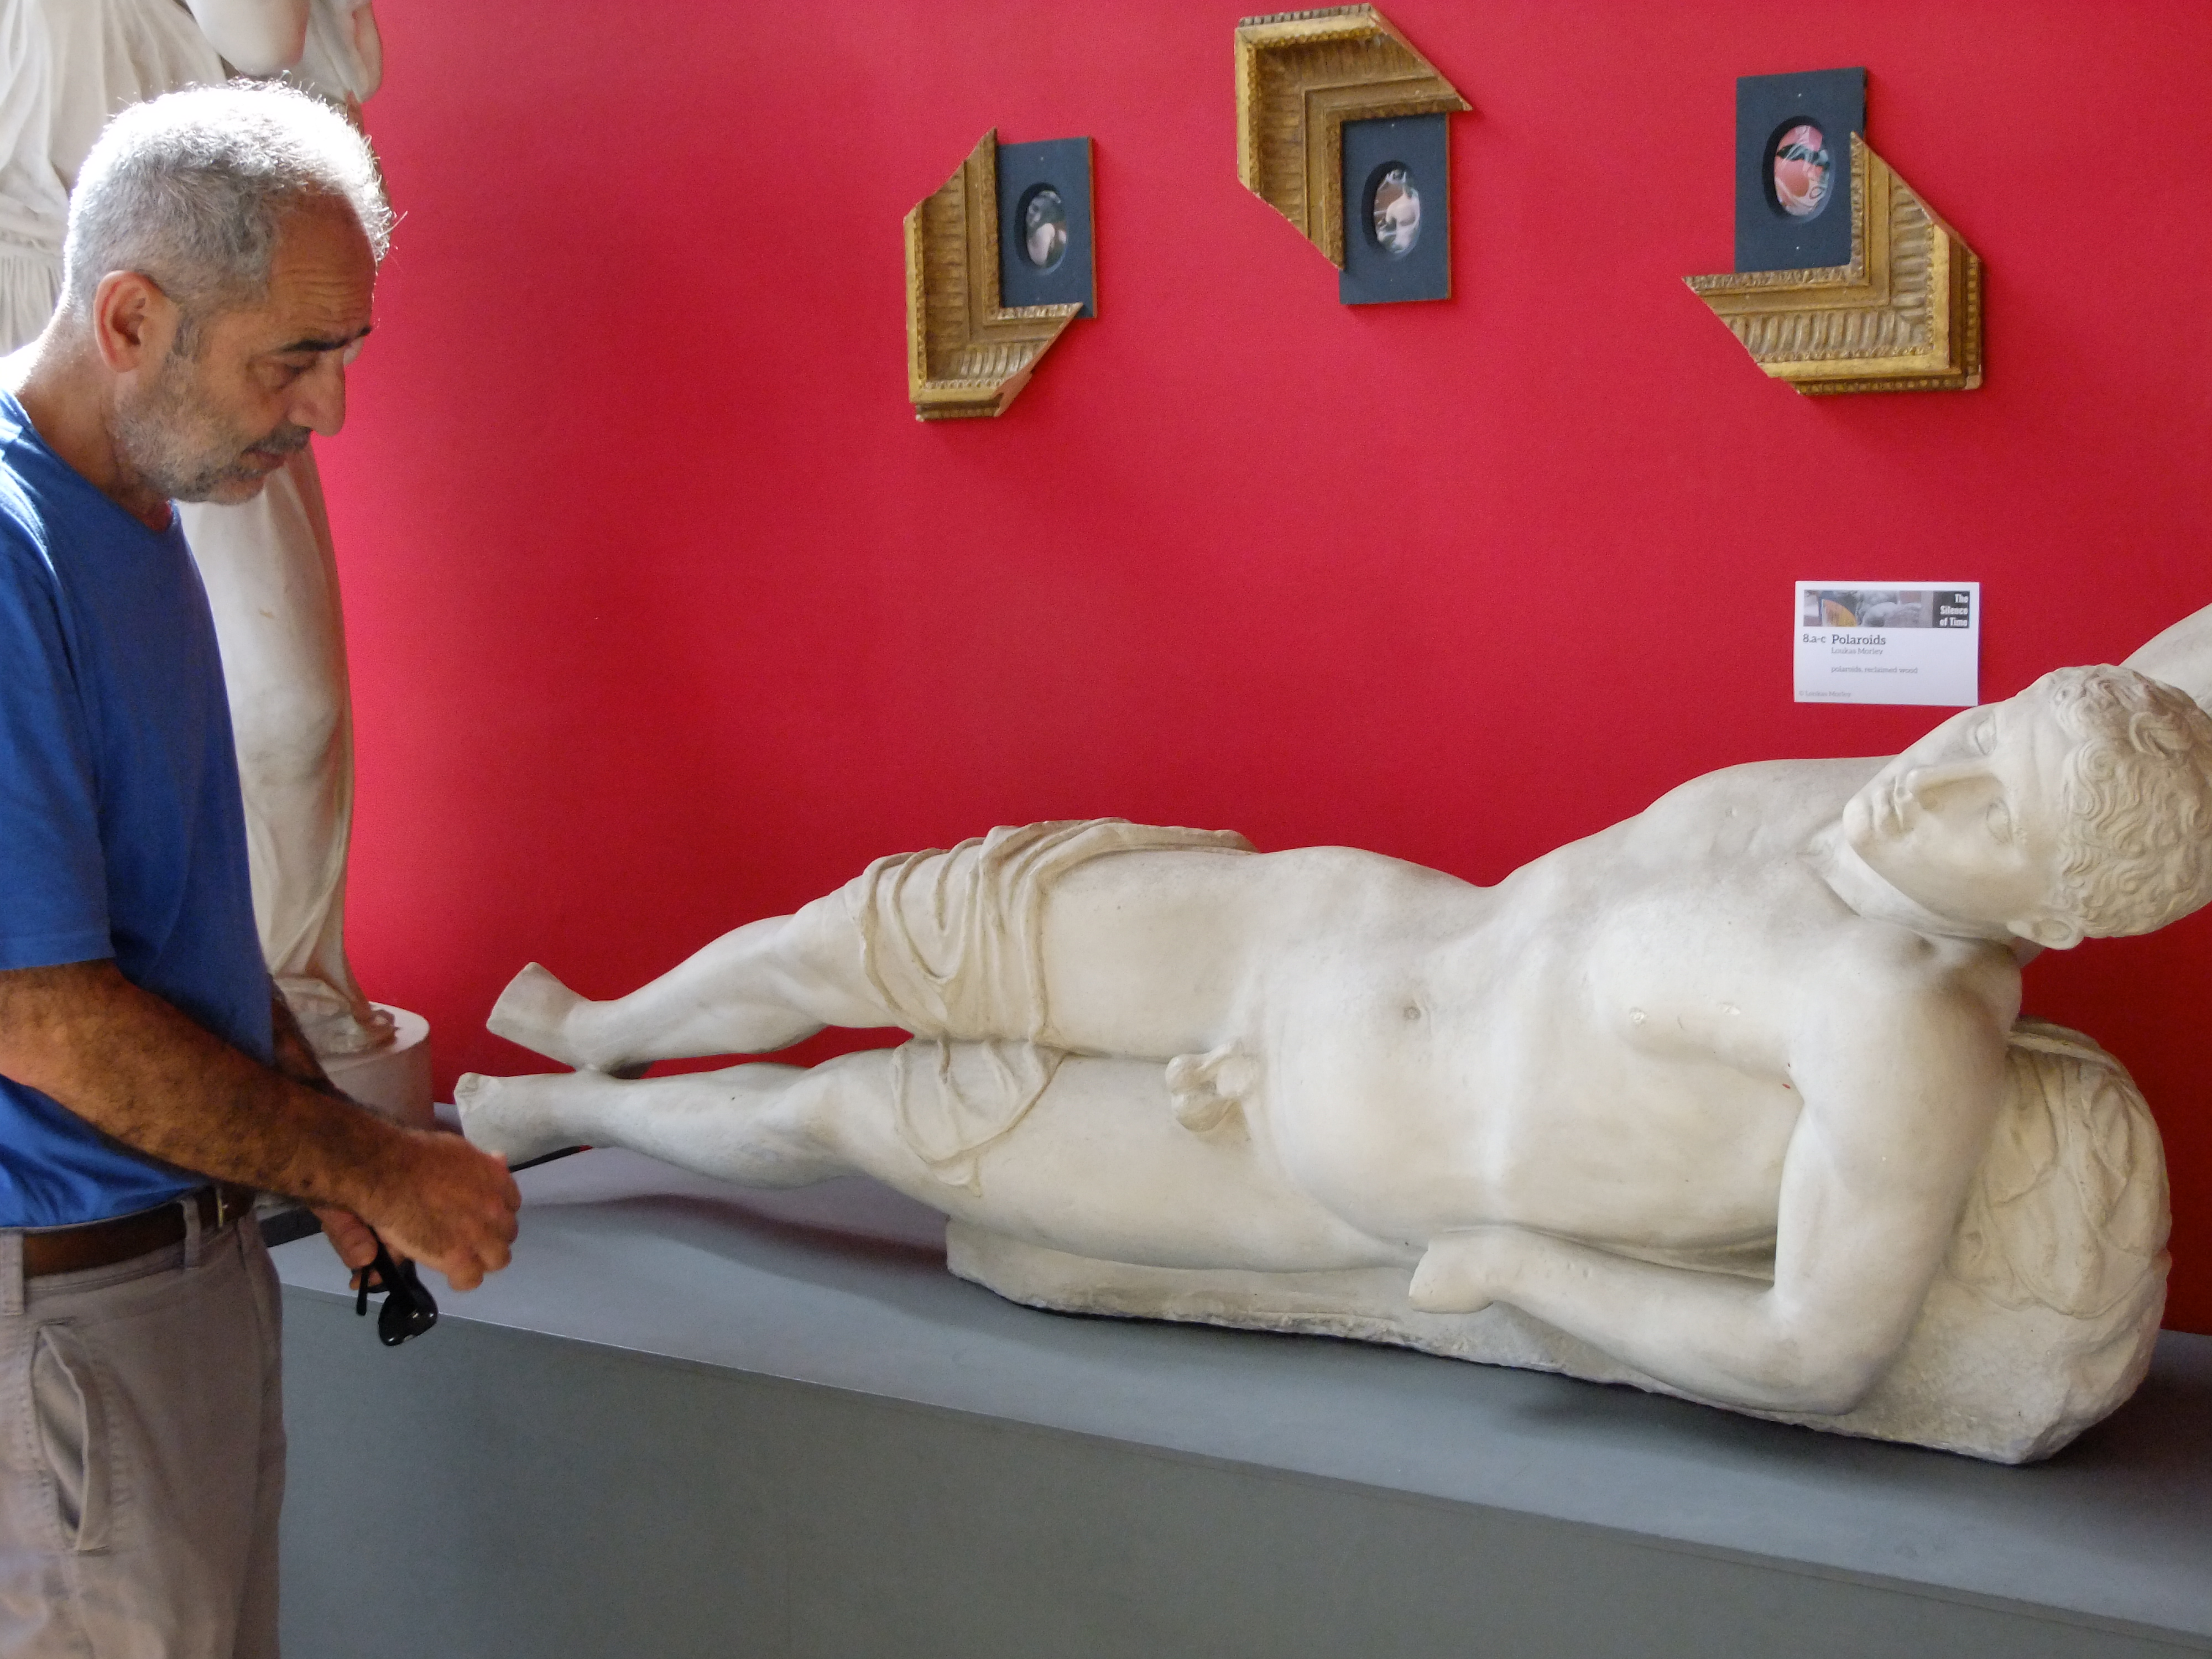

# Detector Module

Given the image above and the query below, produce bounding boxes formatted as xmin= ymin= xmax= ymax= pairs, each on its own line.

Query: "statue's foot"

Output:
xmin=454 ymin=1071 xmax=589 ymax=1166
xmin=487 ymin=963 xmax=635 ymax=1073
xmin=278 ymin=973 xmax=397 ymax=1058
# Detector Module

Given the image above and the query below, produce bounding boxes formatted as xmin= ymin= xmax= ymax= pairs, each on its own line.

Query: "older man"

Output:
xmin=0 ymin=86 xmax=516 ymax=1656
xmin=2 ymin=0 xmax=399 ymax=1063
xmin=461 ymin=664 xmax=2212 ymax=1433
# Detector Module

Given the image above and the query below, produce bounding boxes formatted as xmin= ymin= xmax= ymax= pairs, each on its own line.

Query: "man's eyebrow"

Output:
xmin=271 ymin=324 xmax=374 ymax=354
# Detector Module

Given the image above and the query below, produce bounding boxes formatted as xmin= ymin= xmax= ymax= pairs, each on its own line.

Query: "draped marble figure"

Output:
xmin=0 ymin=0 xmax=392 ymax=1056
xmin=460 ymin=643 xmax=2212 ymax=1464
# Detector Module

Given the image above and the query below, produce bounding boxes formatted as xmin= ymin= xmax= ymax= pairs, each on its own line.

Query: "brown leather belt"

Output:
xmin=19 ymin=1185 xmax=258 ymax=1279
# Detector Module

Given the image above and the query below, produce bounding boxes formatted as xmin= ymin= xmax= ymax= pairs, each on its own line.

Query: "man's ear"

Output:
xmin=88 ymin=271 xmax=175 ymax=374
xmin=2013 ymin=913 xmax=2085 ymax=951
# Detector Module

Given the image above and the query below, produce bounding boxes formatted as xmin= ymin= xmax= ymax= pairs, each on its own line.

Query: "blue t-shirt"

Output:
xmin=0 ymin=390 xmax=270 ymax=1227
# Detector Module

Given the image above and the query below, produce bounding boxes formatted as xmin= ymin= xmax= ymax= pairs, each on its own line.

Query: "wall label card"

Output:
xmin=1794 ymin=582 xmax=1979 ymax=706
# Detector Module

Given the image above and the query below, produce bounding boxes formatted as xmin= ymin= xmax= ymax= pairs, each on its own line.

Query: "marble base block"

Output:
xmin=323 ymin=1005 xmax=434 ymax=1128
xmin=948 ymin=1222 xmax=2162 ymax=1465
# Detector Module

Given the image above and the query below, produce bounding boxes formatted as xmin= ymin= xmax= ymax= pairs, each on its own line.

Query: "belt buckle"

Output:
xmin=211 ymin=1186 xmax=241 ymax=1229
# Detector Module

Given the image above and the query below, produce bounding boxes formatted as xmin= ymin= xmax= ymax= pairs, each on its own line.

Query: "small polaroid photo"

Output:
xmin=1794 ymin=581 xmax=1979 ymax=706
xmin=1735 ymin=68 xmax=1865 ymax=273
xmin=996 ymin=137 xmax=1095 ymax=318
xmin=1339 ymin=113 xmax=1451 ymax=306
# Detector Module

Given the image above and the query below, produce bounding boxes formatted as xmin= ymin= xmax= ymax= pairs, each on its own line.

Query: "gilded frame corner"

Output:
xmin=1234 ymin=6 xmax=1469 ymax=268
xmin=1685 ymin=135 xmax=1983 ymax=395
xmin=903 ymin=131 xmax=1084 ymax=421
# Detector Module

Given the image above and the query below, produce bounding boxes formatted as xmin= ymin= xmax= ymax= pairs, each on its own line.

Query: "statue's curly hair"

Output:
xmin=2039 ymin=665 xmax=2212 ymax=938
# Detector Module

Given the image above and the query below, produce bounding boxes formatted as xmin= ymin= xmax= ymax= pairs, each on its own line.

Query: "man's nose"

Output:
xmin=288 ymin=355 xmax=347 ymax=436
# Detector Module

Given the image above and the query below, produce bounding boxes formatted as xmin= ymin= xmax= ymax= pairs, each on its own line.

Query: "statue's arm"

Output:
xmin=1410 ymin=962 xmax=2011 ymax=1414
xmin=2125 ymin=601 xmax=2212 ymax=713
xmin=181 ymin=0 xmax=311 ymax=76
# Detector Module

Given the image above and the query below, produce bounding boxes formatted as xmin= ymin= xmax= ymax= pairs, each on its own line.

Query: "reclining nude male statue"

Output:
xmin=458 ymin=662 xmax=2212 ymax=1462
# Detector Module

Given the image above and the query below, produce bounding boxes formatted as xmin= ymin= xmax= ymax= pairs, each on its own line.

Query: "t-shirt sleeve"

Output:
xmin=0 ymin=529 xmax=112 ymax=969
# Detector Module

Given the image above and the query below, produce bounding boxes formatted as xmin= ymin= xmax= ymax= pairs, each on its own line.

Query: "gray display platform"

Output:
xmin=273 ymin=1150 xmax=2212 ymax=1658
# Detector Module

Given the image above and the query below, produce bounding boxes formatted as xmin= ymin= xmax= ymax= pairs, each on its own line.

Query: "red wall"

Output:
xmin=321 ymin=1 xmax=2212 ymax=1330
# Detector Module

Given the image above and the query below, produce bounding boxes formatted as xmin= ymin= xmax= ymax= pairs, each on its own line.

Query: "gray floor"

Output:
xmin=274 ymin=1150 xmax=2212 ymax=1658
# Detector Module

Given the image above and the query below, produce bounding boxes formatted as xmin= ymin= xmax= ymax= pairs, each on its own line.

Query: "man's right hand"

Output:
xmin=0 ymin=959 xmax=523 ymax=1287
xmin=354 ymin=1130 xmax=520 ymax=1291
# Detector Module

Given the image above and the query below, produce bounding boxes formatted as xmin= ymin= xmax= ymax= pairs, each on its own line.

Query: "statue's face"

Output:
xmin=1842 ymin=691 xmax=2075 ymax=941
xmin=110 ymin=197 xmax=374 ymax=504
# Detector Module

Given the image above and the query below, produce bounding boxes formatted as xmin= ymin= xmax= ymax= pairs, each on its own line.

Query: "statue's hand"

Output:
xmin=1408 ymin=1227 xmax=1519 ymax=1314
xmin=1164 ymin=1044 xmax=1256 ymax=1134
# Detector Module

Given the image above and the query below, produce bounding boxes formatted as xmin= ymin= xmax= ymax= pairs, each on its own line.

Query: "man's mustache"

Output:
xmin=250 ymin=425 xmax=313 ymax=458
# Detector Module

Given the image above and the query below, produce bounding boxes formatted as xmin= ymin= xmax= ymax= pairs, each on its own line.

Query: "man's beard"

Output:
xmin=111 ymin=351 xmax=310 ymax=504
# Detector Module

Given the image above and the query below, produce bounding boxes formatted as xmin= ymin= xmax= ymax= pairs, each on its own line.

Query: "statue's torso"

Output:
xmin=1247 ymin=757 xmax=2018 ymax=1255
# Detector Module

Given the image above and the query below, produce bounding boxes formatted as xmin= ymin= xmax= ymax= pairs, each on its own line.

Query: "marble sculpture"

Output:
xmin=460 ymin=646 xmax=2212 ymax=1463
xmin=194 ymin=0 xmax=396 ymax=1061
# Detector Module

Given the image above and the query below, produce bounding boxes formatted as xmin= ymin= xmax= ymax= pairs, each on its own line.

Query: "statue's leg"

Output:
xmin=454 ymin=1058 xmax=850 ymax=1182
xmin=487 ymin=904 xmax=894 ymax=1073
xmin=458 ymin=1047 xmax=1402 ymax=1274
xmin=492 ymin=825 xmax=1285 ymax=1072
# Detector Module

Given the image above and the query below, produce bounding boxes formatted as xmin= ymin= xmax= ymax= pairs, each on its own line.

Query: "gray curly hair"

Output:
xmin=60 ymin=81 xmax=390 ymax=330
xmin=2037 ymin=665 xmax=2212 ymax=939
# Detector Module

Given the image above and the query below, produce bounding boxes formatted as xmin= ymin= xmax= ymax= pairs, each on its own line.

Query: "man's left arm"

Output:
xmin=1410 ymin=959 xmax=2013 ymax=1414
xmin=267 ymin=983 xmax=379 ymax=1275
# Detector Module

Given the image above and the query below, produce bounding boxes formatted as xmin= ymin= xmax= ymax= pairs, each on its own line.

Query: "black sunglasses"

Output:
xmin=354 ymin=1238 xmax=438 ymax=1346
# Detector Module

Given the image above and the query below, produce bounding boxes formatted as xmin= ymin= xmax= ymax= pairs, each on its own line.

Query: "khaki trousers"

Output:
xmin=0 ymin=1209 xmax=284 ymax=1658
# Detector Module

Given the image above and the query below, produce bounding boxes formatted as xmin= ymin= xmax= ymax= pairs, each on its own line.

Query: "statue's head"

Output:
xmin=1843 ymin=665 xmax=2212 ymax=949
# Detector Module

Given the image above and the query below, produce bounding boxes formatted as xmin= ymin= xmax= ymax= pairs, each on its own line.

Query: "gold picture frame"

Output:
xmin=1685 ymin=135 xmax=1983 ymax=395
xmin=1234 ymin=6 xmax=1469 ymax=268
xmin=904 ymin=131 xmax=1084 ymax=420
